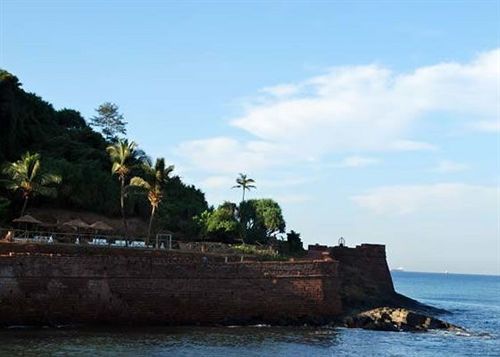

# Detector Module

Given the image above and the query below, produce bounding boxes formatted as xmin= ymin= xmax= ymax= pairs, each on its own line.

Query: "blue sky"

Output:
xmin=2 ymin=0 xmax=499 ymax=274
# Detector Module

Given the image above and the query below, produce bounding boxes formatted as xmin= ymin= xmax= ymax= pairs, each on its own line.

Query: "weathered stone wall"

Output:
xmin=0 ymin=243 xmax=342 ymax=326
xmin=329 ymin=244 xmax=395 ymax=310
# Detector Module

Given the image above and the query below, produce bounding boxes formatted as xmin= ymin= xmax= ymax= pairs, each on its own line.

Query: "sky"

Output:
xmin=1 ymin=0 xmax=499 ymax=275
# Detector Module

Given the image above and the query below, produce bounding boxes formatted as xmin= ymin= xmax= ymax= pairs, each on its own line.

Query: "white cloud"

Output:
xmin=351 ymin=183 xmax=496 ymax=215
xmin=261 ymin=84 xmax=300 ymax=97
xmin=178 ymin=49 xmax=499 ymax=173
xmin=176 ymin=137 xmax=291 ymax=173
xmin=473 ymin=120 xmax=500 ymax=132
xmin=272 ymin=193 xmax=312 ymax=204
xmin=198 ymin=175 xmax=234 ymax=190
xmin=258 ymin=176 xmax=313 ymax=188
xmin=389 ymin=140 xmax=437 ymax=151
xmin=433 ymin=160 xmax=469 ymax=173
xmin=338 ymin=155 xmax=380 ymax=168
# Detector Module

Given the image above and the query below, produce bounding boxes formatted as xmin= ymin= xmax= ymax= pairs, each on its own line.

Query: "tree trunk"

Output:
xmin=20 ymin=195 xmax=29 ymax=216
xmin=147 ymin=205 xmax=156 ymax=246
xmin=120 ymin=177 xmax=129 ymax=238
xmin=242 ymin=188 xmax=245 ymax=202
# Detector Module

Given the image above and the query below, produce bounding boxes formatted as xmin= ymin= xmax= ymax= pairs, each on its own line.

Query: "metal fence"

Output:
xmin=0 ymin=228 xmax=276 ymax=259
xmin=0 ymin=227 xmax=173 ymax=250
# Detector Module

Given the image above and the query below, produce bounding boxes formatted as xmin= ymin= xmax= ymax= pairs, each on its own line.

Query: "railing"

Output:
xmin=0 ymin=227 xmax=171 ymax=250
xmin=0 ymin=228 xmax=276 ymax=260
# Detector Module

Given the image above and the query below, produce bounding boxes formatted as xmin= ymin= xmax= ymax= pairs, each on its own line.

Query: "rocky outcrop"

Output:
xmin=343 ymin=307 xmax=464 ymax=332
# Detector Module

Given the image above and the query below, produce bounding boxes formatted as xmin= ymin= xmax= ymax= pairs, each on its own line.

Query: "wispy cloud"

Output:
xmin=338 ymin=155 xmax=380 ymax=168
xmin=176 ymin=137 xmax=289 ymax=173
xmin=177 ymin=49 xmax=498 ymax=174
xmin=389 ymin=140 xmax=437 ymax=151
xmin=198 ymin=175 xmax=234 ymax=190
xmin=433 ymin=160 xmax=469 ymax=173
xmin=472 ymin=120 xmax=500 ymax=133
xmin=351 ymin=183 xmax=496 ymax=215
xmin=272 ymin=193 xmax=312 ymax=204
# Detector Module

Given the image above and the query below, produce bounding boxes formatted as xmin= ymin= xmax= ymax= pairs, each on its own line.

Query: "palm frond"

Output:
xmin=40 ymin=173 xmax=62 ymax=185
xmin=111 ymin=162 xmax=122 ymax=174
xmin=34 ymin=185 xmax=57 ymax=198
xmin=129 ymin=176 xmax=151 ymax=190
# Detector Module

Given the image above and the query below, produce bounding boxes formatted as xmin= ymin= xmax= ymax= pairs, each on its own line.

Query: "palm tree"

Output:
xmin=232 ymin=173 xmax=256 ymax=202
xmin=106 ymin=139 xmax=138 ymax=236
xmin=1 ymin=152 xmax=61 ymax=216
xmin=130 ymin=158 xmax=174 ymax=244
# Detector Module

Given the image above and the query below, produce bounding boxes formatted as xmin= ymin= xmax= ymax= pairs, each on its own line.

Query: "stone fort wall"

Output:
xmin=308 ymin=243 xmax=395 ymax=310
xmin=0 ymin=243 xmax=342 ymax=326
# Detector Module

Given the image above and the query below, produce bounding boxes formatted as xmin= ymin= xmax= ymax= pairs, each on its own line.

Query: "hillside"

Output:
xmin=0 ymin=70 xmax=208 ymax=238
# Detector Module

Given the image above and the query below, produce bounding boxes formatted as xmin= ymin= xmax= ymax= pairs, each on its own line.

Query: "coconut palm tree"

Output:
xmin=130 ymin=158 xmax=174 ymax=244
xmin=106 ymin=139 xmax=138 ymax=236
xmin=1 ymin=152 xmax=61 ymax=216
xmin=232 ymin=173 xmax=256 ymax=202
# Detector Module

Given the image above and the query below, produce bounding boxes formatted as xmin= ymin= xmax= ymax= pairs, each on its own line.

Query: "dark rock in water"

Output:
xmin=344 ymin=307 xmax=465 ymax=332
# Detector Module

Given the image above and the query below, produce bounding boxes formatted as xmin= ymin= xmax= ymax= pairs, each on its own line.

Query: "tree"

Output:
xmin=0 ymin=197 xmax=10 ymax=223
xmin=90 ymin=102 xmax=127 ymax=141
xmin=157 ymin=176 xmax=209 ymax=238
xmin=130 ymin=158 xmax=174 ymax=244
xmin=232 ymin=173 xmax=256 ymax=202
xmin=1 ymin=152 xmax=61 ymax=216
xmin=196 ymin=202 xmax=241 ymax=243
xmin=286 ymin=230 xmax=304 ymax=254
xmin=56 ymin=109 xmax=87 ymax=129
xmin=106 ymin=139 xmax=138 ymax=236
xmin=239 ymin=199 xmax=285 ymax=244
xmin=0 ymin=70 xmax=214 ymax=240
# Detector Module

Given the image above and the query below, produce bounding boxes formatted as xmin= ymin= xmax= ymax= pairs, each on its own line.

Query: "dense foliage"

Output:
xmin=0 ymin=70 xmax=208 ymax=237
xmin=195 ymin=198 xmax=286 ymax=245
xmin=1 ymin=151 xmax=61 ymax=216
xmin=195 ymin=202 xmax=240 ymax=243
xmin=239 ymin=199 xmax=286 ymax=244
xmin=90 ymin=102 xmax=127 ymax=141
xmin=0 ymin=70 xmax=302 ymax=250
xmin=232 ymin=173 xmax=256 ymax=202
xmin=130 ymin=158 xmax=175 ymax=242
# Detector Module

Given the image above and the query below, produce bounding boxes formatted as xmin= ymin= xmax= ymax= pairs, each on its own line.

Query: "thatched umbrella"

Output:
xmin=13 ymin=215 xmax=43 ymax=237
xmin=62 ymin=218 xmax=91 ymax=230
xmin=61 ymin=218 xmax=91 ymax=244
xmin=90 ymin=221 xmax=114 ymax=232
xmin=13 ymin=215 xmax=43 ymax=225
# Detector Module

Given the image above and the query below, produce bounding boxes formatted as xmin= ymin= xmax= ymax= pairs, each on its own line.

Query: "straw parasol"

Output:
xmin=13 ymin=215 xmax=43 ymax=225
xmin=62 ymin=218 xmax=91 ymax=230
xmin=90 ymin=221 xmax=114 ymax=232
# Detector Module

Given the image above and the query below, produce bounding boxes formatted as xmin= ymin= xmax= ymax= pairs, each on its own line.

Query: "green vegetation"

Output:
xmin=231 ymin=244 xmax=285 ymax=260
xmin=0 ymin=69 xmax=208 ymax=238
xmin=239 ymin=199 xmax=285 ymax=244
xmin=106 ymin=139 xmax=141 ymax=236
xmin=130 ymin=158 xmax=174 ymax=244
xmin=195 ymin=198 xmax=286 ymax=245
xmin=277 ymin=230 xmax=306 ymax=257
xmin=196 ymin=202 xmax=240 ymax=243
xmin=1 ymin=152 xmax=61 ymax=216
xmin=0 ymin=197 xmax=10 ymax=224
xmin=232 ymin=173 xmax=256 ymax=202
xmin=90 ymin=102 xmax=127 ymax=141
xmin=0 ymin=69 xmax=304 ymax=255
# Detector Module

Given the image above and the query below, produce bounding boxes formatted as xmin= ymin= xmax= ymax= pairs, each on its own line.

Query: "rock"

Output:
xmin=344 ymin=307 xmax=465 ymax=332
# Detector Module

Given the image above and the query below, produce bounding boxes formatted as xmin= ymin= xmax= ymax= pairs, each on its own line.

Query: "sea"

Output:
xmin=0 ymin=271 xmax=498 ymax=356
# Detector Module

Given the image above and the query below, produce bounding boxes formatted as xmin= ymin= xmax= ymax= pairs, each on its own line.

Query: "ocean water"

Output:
xmin=0 ymin=271 xmax=498 ymax=356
